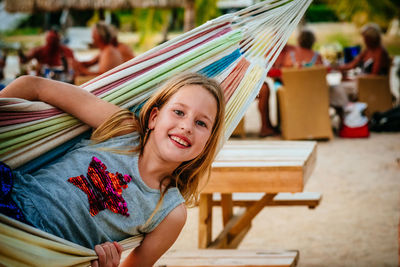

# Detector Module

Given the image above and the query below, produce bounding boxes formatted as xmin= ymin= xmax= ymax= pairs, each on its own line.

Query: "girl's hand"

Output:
xmin=92 ymin=241 xmax=123 ymax=267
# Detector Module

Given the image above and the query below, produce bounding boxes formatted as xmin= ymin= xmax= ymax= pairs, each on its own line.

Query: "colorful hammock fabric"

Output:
xmin=0 ymin=0 xmax=312 ymax=265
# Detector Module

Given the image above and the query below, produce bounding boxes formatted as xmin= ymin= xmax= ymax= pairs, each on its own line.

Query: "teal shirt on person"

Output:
xmin=11 ymin=132 xmax=185 ymax=249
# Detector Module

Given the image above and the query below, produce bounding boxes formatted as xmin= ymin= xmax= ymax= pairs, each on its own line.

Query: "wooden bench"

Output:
xmin=199 ymin=140 xmax=318 ymax=249
xmin=155 ymin=249 xmax=299 ymax=267
xmin=212 ymin=192 xmax=322 ymax=209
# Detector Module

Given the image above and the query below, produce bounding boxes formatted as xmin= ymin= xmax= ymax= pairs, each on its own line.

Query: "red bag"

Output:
xmin=339 ymin=124 xmax=370 ymax=138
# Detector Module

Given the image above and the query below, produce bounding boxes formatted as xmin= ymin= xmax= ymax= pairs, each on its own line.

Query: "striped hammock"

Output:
xmin=0 ymin=0 xmax=312 ymax=266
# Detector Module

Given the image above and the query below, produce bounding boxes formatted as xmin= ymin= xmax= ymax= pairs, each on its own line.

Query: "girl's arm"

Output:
xmin=120 ymin=203 xmax=187 ymax=267
xmin=0 ymin=75 xmax=121 ymax=128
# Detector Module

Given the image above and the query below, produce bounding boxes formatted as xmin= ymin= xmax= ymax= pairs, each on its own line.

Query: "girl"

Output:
xmin=0 ymin=72 xmax=225 ymax=266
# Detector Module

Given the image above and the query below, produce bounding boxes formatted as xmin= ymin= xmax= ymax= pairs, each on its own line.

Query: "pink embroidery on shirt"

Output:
xmin=68 ymin=157 xmax=132 ymax=217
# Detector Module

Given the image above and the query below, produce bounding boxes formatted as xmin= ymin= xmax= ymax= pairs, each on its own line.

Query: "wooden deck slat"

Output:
xmin=155 ymin=249 xmax=299 ymax=267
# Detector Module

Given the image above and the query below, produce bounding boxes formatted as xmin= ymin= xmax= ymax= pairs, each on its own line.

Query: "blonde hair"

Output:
xmin=92 ymin=73 xmax=225 ymax=210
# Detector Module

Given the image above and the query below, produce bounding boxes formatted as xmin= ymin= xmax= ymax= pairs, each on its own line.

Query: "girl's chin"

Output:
xmin=164 ymin=153 xmax=197 ymax=164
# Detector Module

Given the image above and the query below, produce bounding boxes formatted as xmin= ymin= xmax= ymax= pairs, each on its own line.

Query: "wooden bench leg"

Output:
xmin=229 ymin=193 xmax=276 ymax=236
xmin=198 ymin=194 xmax=213 ymax=248
xmin=208 ymin=193 xmax=276 ymax=249
xmin=221 ymin=194 xmax=233 ymax=227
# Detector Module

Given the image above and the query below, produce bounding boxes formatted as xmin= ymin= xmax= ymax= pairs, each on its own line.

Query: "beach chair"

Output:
xmin=278 ymin=66 xmax=333 ymax=140
xmin=357 ymin=75 xmax=393 ymax=118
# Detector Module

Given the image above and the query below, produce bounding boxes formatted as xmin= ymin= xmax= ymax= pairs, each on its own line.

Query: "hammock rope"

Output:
xmin=0 ymin=0 xmax=312 ymax=265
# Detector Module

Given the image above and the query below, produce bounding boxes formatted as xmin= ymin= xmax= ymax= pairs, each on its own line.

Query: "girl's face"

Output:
xmin=147 ymin=85 xmax=218 ymax=168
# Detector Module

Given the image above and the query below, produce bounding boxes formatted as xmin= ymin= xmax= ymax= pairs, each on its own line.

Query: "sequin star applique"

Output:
xmin=68 ymin=157 xmax=132 ymax=217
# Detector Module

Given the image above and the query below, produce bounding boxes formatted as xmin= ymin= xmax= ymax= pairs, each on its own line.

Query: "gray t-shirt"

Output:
xmin=11 ymin=132 xmax=185 ymax=249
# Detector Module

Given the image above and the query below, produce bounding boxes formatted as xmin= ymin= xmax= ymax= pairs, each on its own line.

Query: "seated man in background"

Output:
xmin=110 ymin=24 xmax=135 ymax=62
xmin=74 ymin=21 xmax=124 ymax=76
xmin=258 ymin=44 xmax=294 ymax=137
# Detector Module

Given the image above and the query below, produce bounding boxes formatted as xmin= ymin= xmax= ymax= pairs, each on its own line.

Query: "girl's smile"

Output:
xmin=170 ymin=134 xmax=191 ymax=148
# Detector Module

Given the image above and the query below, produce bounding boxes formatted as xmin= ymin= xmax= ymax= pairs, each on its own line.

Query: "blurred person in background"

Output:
xmin=0 ymin=49 xmax=7 ymax=90
xmin=18 ymin=28 xmax=75 ymax=82
xmin=258 ymin=44 xmax=295 ymax=137
xmin=339 ymin=23 xmax=390 ymax=76
xmin=283 ymin=29 xmax=323 ymax=68
xmin=337 ymin=23 xmax=391 ymax=102
xmin=110 ymin=24 xmax=135 ymax=62
xmin=74 ymin=21 xmax=124 ymax=76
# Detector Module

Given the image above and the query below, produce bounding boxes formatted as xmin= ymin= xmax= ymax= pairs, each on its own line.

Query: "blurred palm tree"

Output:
xmin=134 ymin=0 xmax=218 ymax=51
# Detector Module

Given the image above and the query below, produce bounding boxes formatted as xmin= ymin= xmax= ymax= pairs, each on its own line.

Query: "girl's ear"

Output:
xmin=148 ymin=107 xmax=159 ymax=130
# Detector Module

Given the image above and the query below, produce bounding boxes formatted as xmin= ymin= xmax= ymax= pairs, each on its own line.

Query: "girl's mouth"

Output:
xmin=170 ymin=135 xmax=191 ymax=148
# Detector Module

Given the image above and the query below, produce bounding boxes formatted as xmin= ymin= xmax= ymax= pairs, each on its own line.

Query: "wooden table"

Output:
xmin=198 ymin=140 xmax=317 ymax=249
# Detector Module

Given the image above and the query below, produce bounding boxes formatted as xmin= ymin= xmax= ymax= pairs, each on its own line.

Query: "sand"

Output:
xmin=171 ymin=101 xmax=400 ymax=267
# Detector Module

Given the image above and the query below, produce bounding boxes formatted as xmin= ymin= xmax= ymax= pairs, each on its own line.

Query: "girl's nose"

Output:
xmin=180 ymin=118 xmax=193 ymax=133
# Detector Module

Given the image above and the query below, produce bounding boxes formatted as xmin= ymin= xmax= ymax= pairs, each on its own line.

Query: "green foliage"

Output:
xmin=386 ymin=44 xmax=400 ymax=56
xmin=305 ymin=4 xmax=338 ymax=22
xmin=195 ymin=0 xmax=220 ymax=26
xmin=385 ymin=36 xmax=400 ymax=56
xmin=2 ymin=27 xmax=41 ymax=36
xmin=125 ymin=0 xmax=219 ymax=50
xmin=132 ymin=8 xmax=171 ymax=49
xmin=326 ymin=0 xmax=400 ymax=30
xmin=324 ymin=33 xmax=354 ymax=48
xmin=115 ymin=11 xmax=135 ymax=31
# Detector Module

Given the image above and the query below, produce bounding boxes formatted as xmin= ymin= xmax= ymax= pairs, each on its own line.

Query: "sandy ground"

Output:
xmin=171 ymin=101 xmax=400 ymax=267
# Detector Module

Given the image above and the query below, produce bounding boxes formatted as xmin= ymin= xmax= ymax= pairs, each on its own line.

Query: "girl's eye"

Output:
xmin=174 ymin=110 xmax=184 ymax=116
xmin=196 ymin=120 xmax=207 ymax=128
